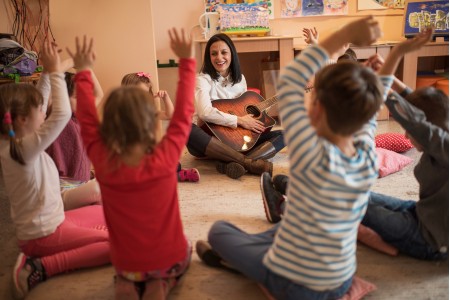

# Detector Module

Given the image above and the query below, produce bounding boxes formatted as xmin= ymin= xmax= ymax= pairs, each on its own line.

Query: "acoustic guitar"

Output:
xmin=201 ymin=91 xmax=279 ymax=152
xmin=201 ymin=86 xmax=313 ymax=152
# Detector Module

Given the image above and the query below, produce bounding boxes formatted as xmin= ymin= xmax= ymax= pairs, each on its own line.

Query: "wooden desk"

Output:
xmin=294 ymin=42 xmax=397 ymax=60
xmin=402 ymin=41 xmax=449 ymax=89
xmin=194 ymin=35 xmax=296 ymax=72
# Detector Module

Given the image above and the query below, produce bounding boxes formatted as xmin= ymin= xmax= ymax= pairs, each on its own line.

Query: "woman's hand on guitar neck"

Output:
xmin=237 ymin=114 xmax=266 ymax=133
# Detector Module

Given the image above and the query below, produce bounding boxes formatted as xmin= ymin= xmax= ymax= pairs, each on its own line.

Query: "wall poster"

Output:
xmin=358 ymin=0 xmax=406 ymax=10
xmin=204 ymin=0 xmax=275 ymax=19
xmin=280 ymin=0 xmax=348 ymax=18
xmin=403 ymin=0 xmax=449 ymax=37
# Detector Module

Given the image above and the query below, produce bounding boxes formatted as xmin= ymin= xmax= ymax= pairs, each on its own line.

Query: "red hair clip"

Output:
xmin=3 ymin=112 xmax=12 ymax=125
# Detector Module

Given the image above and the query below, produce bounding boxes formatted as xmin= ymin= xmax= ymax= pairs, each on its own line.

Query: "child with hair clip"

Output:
xmin=70 ymin=28 xmax=195 ymax=300
xmin=359 ymin=28 xmax=449 ymax=261
xmin=0 ymin=40 xmax=110 ymax=299
xmin=196 ymin=16 xmax=392 ymax=299
xmin=121 ymin=72 xmax=200 ymax=183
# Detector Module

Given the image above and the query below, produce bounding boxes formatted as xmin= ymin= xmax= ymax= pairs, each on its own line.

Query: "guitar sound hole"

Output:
xmin=246 ymin=106 xmax=261 ymax=118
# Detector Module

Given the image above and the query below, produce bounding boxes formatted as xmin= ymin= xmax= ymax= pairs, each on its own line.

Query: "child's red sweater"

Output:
xmin=75 ymin=58 xmax=196 ymax=272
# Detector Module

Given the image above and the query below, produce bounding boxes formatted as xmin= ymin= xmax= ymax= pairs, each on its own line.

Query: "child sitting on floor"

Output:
xmin=121 ymin=72 xmax=200 ymax=183
xmin=69 ymin=29 xmax=195 ymax=299
xmin=360 ymin=28 xmax=448 ymax=261
xmin=1 ymin=40 xmax=109 ymax=299
xmin=196 ymin=16 xmax=391 ymax=299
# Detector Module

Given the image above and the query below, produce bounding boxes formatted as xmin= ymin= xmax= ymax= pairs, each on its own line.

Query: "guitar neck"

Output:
xmin=258 ymin=95 xmax=279 ymax=111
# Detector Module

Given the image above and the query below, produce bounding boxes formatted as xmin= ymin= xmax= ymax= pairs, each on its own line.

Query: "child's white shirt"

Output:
xmin=0 ymin=72 xmax=71 ymax=240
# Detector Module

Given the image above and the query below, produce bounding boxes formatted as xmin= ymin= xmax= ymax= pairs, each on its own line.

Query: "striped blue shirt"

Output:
xmin=263 ymin=45 xmax=394 ymax=291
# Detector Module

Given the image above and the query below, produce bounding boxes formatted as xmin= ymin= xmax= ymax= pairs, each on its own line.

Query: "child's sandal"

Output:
xmin=178 ymin=168 xmax=200 ymax=182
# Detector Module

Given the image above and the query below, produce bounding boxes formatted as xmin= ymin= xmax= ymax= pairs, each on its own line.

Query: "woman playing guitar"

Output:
xmin=186 ymin=33 xmax=285 ymax=179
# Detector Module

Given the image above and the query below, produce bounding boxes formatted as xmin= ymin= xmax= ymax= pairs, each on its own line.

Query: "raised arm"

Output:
xmin=154 ymin=90 xmax=174 ymax=120
xmin=22 ymin=39 xmax=71 ymax=161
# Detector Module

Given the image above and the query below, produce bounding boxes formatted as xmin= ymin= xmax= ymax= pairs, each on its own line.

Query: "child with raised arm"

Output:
xmin=70 ymin=29 xmax=195 ymax=299
xmin=0 ymin=40 xmax=109 ymax=299
xmin=121 ymin=72 xmax=200 ymax=183
xmin=196 ymin=16 xmax=391 ymax=299
xmin=360 ymin=28 xmax=449 ymax=260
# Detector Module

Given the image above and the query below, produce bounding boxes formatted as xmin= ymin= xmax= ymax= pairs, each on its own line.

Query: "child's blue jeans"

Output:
xmin=361 ymin=192 xmax=447 ymax=260
xmin=208 ymin=221 xmax=352 ymax=300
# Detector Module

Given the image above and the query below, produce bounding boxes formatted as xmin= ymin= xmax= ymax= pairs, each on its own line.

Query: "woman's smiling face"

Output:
xmin=209 ymin=40 xmax=231 ymax=77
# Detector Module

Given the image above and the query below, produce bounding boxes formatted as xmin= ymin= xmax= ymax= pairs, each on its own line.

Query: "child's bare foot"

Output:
xmin=114 ymin=275 xmax=139 ymax=300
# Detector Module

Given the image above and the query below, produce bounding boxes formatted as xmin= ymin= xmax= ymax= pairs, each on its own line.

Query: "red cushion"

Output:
xmin=375 ymin=133 xmax=414 ymax=153
xmin=376 ymin=148 xmax=414 ymax=178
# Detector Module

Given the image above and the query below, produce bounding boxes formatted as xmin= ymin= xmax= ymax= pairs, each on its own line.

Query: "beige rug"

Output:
xmin=0 ymin=120 xmax=448 ymax=300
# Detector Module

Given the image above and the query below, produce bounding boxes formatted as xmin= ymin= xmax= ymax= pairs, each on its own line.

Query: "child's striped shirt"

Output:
xmin=263 ymin=45 xmax=393 ymax=291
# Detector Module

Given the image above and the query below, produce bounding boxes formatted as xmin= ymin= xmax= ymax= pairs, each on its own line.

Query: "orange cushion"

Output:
xmin=416 ymin=75 xmax=446 ymax=89
xmin=435 ymin=79 xmax=449 ymax=96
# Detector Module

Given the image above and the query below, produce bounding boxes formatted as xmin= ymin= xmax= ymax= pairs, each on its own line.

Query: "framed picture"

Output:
xmin=403 ymin=0 xmax=449 ymax=38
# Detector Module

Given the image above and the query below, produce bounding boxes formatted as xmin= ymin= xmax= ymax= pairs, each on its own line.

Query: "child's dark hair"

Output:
xmin=315 ymin=61 xmax=383 ymax=135
xmin=337 ymin=48 xmax=358 ymax=62
xmin=100 ymin=86 xmax=157 ymax=159
xmin=405 ymin=87 xmax=449 ymax=132
xmin=121 ymin=73 xmax=154 ymax=95
xmin=201 ymin=33 xmax=242 ymax=85
xmin=0 ymin=83 xmax=44 ymax=165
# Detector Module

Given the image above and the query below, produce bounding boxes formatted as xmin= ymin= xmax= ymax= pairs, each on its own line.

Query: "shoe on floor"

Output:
xmin=195 ymin=240 xmax=224 ymax=268
xmin=273 ymin=174 xmax=289 ymax=195
xmin=178 ymin=168 xmax=200 ymax=182
xmin=216 ymin=162 xmax=246 ymax=179
xmin=260 ymin=172 xmax=285 ymax=223
xmin=12 ymin=253 xmax=46 ymax=300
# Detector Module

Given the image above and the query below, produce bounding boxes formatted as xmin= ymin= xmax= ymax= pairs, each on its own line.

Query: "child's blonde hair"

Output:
xmin=100 ymin=86 xmax=157 ymax=158
xmin=121 ymin=73 xmax=153 ymax=95
xmin=0 ymin=83 xmax=43 ymax=165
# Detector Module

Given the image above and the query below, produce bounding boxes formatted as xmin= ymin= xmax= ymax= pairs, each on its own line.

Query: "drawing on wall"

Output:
xmin=281 ymin=0 xmax=302 ymax=17
xmin=358 ymin=0 xmax=405 ymax=10
xmin=205 ymin=0 xmax=274 ymax=18
xmin=404 ymin=1 xmax=449 ymax=37
xmin=281 ymin=0 xmax=347 ymax=17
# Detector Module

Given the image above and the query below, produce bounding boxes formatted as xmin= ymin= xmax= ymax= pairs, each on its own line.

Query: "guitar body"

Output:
xmin=202 ymin=91 xmax=277 ymax=152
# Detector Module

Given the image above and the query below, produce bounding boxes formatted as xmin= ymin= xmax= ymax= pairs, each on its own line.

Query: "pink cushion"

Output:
xmin=376 ymin=148 xmax=413 ymax=178
xmin=375 ymin=133 xmax=414 ymax=153
xmin=338 ymin=276 xmax=377 ymax=300
xmin=357 ymin=224 xmax=399 ymax=256
xmin=258 ymin=276 xmax=376 ymax=300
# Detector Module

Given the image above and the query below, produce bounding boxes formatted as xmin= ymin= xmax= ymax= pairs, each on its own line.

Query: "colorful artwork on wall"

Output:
xmin=403 ymin=0 xmax=449 ymax=37
xmin=280 ymin=0 xmax=348 ymax=17
xmin=204 ymin=0 xmax=274 ymax=18
xmin=358 ymin=0 xmax=405 ymax=10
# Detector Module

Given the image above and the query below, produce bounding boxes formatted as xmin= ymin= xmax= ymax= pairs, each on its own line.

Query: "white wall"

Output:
xmin=49 ymin=0 xmax=158 ymax=95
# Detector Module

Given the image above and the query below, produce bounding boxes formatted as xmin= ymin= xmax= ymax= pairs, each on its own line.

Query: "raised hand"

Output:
xmin=66 ymin=36 xmax=96 ymax=71
xmin=168 ymin=28 xmax=193 ymax=59
xmin=40 ymin=39 xmax=61 ymax=73
xmin=343 ymin=16 xmax=382 ymax=46
xmin=395 ymin=27 xmax=433 ymax=54
xmin=379 ymin=27 xmax=433 ymax=76
xmin=363 ymin=53 xmax=385 ymax=72
xmin=303 ymin=27 xmax=319 ymax=45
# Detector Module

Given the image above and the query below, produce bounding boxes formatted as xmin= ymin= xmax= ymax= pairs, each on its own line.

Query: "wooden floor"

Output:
xmin=0 ymin=120 xmax=448 ymax=300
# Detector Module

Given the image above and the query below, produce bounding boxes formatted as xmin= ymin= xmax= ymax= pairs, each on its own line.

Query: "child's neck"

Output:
xmin=318 ymin=128 xmax=356 ymax=157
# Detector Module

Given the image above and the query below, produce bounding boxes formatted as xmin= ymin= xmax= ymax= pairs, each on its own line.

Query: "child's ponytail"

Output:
xmin=3 ymin=112 xmax=25 ymax=165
